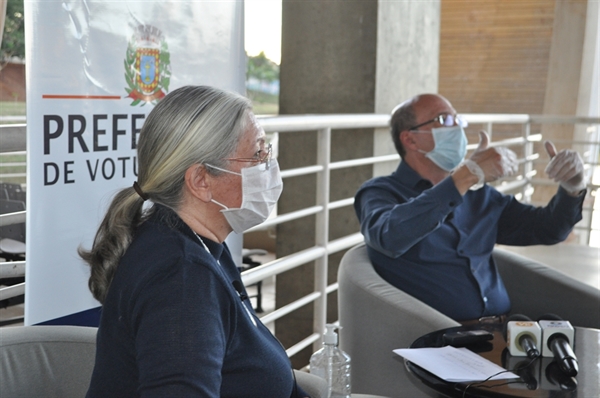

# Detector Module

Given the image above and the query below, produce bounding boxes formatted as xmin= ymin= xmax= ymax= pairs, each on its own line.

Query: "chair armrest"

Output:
xmin=493 ymin=247 xmax=600 ymax=328
xmin=0 ymin=325 xmax=97 ymax=397
xmin=294 ymin=370 xmax=327 ymax=398
xmin=338 ymin=244 xmax=459 ymax=396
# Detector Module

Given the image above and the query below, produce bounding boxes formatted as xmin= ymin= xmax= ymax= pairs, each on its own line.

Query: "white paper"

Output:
xmin=394 ymin=346 xmax=519 ymax=382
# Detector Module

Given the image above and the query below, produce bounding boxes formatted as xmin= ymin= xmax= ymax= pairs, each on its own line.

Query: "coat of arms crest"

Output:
xmin=124 ymin=25 xmax=171 ymax=106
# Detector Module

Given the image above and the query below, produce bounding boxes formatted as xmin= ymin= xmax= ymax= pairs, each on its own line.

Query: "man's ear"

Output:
xmin=400 ymin=130 xmax=418 ymax=152
xmin=184 ymin=164 xmax=212 ymax=202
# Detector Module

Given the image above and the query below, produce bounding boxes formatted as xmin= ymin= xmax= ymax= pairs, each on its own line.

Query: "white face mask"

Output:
xmin=208 ymin=159 xmax=283 ymax=233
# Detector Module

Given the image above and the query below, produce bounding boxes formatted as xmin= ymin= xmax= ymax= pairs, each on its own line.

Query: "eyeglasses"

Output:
xmin=224 ymin=143 xmax=273 ymax=169
xmin=408 ymin=114 xmax=468 ymax=131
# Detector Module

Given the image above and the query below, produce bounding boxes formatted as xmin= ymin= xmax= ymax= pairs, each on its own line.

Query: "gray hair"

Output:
xmin=137 ymin=85 xmax=251 ymax=207
xmin=390 ymin=98 xmax=417 ymax=159
xmin=79 ymin=85 xmax=251 ymax=303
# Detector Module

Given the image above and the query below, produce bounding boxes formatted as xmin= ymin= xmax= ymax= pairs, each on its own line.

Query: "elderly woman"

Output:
xmin=80 ymin=86 xmax=308 ymax=397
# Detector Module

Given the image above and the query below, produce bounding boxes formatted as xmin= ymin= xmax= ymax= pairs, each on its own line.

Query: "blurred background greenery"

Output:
xmin=247 ymin=89 xmax=278 ymax=115
xmin=0 ymin=101 xmax=25 ymax=117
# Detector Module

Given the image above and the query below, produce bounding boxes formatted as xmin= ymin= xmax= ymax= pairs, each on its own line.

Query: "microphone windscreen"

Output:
xmin=537 ymin=313 xmax=563 ymax=322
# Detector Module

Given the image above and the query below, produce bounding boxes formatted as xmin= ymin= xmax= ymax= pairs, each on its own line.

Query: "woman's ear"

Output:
xmin=184 ymin=164 xmax=212 ymax=202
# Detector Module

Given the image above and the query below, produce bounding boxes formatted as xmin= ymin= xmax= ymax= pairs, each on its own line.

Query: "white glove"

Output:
xmin=495 ymin=146 xmax=519 ymax=177
xmin=544 ymin=141 xmax=586 ymax=194
xmin=468 ymin=131 xmax=519 ymax=184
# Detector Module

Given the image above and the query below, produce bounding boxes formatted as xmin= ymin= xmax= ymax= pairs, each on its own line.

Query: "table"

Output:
xmin=404 ymin=324 xmax=600 ymax=398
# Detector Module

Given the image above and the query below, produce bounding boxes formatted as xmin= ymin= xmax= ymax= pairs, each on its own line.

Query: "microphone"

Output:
xmin=503 ymin=314 xmax=541 ymax=359
xmin=538 ymin=315 xmax=578 ymax=377
xmin=232 ymin=280 xmax=249 ymax=301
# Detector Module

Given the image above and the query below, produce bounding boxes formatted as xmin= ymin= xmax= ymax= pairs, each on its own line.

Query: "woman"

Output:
xmin=80 ymin=86 xmax=308 ymax=397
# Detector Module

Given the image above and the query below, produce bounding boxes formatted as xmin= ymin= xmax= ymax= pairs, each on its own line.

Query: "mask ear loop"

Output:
xmin=414 ymin=129 xmax=437 ymax=157
xmin=211 ymin=198 xmax=228 ymax=210
xmin=205 ymin=164 xmax=241 ymax=211
xmin=205 ymin=163 xmax=245 ymax=211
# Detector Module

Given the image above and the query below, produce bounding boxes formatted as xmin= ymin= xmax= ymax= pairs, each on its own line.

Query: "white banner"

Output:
xmin=24 ymin=1 xmax=245 ymax=325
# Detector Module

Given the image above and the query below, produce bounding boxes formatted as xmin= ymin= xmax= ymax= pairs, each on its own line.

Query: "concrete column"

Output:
xmin=542 ymin=0 xmax=588 ymax=117
xmin=375 ymin=1 xmax=440 ymax=112
xmin=576 ymin=0 xmax=599 ymax=126
xmin=575 ymin=0 xmax=599 ymax=244
xmin=374 ymin=1 xmax=440 ymax=176
xmin=277 ymin=0 xmax=440 ymax=368
xmin=538 ymin=0 xmax=593 ymax=244
xmin=278 ymin=0 xmax=377 ymax=368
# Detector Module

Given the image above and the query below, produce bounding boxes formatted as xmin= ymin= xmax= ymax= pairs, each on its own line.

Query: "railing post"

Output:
xmin=313 ymin=127 xmax=331 ymax=351
xmin=523 ymin=122 xmax=533 ymax=203
xmin=577 ymin=124 xmax=598 ymax=246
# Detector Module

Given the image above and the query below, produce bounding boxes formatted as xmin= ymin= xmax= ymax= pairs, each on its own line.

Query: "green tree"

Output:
xmin=247 ymin=51 xmax=279 ymax=82
xmin=1 ymin=0 xmax=25 ymax=64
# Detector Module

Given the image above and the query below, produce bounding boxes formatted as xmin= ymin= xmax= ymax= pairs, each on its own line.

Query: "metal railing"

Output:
xmin=244 ymin=113 xmax=599 ymax=358
xmin=1 ymin=114 xmax=599 ymax=360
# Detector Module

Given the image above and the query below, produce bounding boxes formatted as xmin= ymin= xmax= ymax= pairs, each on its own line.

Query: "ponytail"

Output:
xmin=78 ymin=187 xmax=146 ymax=303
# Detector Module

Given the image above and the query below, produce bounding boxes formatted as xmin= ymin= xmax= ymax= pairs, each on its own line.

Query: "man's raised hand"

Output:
xmin=544 ymin=141 xmax=586 ymax=195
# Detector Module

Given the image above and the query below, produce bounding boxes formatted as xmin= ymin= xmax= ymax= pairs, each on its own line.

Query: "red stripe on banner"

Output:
xmin=42 ymin=94 xmax=121 ymax=99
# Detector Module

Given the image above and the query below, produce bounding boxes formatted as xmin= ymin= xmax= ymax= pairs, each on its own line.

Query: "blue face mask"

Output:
xmin=418 ymin=125 xmax=468 ymax=171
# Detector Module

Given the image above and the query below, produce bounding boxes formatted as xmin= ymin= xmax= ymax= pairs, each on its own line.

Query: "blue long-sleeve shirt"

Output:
xmin=354 ymin=161 xmax=584 ymax=321
xmin=87 ymin=204 xmax=302 ymax=397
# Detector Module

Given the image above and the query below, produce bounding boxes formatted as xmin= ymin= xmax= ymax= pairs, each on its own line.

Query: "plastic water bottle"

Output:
xmin=309 ymin=324 xmax=351 ymax=398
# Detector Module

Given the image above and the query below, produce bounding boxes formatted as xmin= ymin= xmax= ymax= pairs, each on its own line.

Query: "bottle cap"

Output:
xmin=323 ymin=324 xmax=340 ymax=345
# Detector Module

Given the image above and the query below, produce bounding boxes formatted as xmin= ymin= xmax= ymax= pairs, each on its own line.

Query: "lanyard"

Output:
xmin=194 ymin=233 xmax=257 ymax=327
xmin=195 ymin=233 xmax=221 ymax=267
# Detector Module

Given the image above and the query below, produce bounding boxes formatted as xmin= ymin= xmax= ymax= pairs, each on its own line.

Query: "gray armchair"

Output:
xmin=337 ymin=243 xmax=459 ymax=397
xmin=337 ymin=243 xmax=600 ymax=397
xmin=0 ymin=325 xmax=328 ymax=398
xmin=0 ymin=325 xmax=97 ymax=398
xmin=492 ymin=247 xmax=600 ymax=329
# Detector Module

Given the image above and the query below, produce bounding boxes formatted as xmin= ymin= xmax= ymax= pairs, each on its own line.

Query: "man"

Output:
xmin=354 ymin=93 xmax=586 ymax=324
